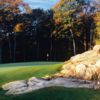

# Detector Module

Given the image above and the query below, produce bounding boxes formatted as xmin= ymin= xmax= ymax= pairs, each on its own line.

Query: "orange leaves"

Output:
xmin=1 ymin=0 xmax=23 ymax=6
xmin=55 ymin=18 xmax=61 ymax=24
xmin=53 ymin=0 xmax=64 ymax=9
xmin=94 ymin=12 xmax=100 ymax=22
xmin=14 ymin=23 xmax=24 ymax=32
xmin=94 ymin=12 xmax=100 ymax=35
xmin=0 ymin=0 xmax=31 ymax=13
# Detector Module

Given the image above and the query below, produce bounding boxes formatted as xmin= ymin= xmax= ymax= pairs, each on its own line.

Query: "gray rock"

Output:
xmin=2 ymin=77 xmax=95 ymax=95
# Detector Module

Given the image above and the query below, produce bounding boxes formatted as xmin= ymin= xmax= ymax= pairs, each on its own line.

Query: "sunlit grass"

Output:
xmin=0 ymin=62 xmax=62 ymax=86
xmin=0 ymin=62 xmax=62 ymax=100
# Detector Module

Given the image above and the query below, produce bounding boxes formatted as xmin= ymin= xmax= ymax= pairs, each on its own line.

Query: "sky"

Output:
xmin=24 ymin=0 xmax=59 ymax=10
xmin=24 ymin=0 xmax=100 ymax=10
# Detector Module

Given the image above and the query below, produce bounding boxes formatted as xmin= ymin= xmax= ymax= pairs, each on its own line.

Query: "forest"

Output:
xmin=0 ymin=0 xmax=100 ymax=63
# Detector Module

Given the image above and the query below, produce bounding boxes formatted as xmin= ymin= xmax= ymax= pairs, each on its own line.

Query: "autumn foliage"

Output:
xmin=0 ymin=0 xmax=31 ymax=13
xmin=94 ymin=12 xmax=100 ymax=37
xmin=0 ymin=0 xmax=99 ymax=63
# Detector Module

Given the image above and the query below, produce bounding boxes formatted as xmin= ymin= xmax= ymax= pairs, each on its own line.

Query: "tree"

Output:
xmin=0 ymin=0 xmax=31 ymax=63
xmin=52 ymin=0 xmax=96 ymax=56
xmin=30 ymin=9 xmax=54 ymax=60
xmin=94 ymin=10 xmax=100 ymax=45
xmin=0 ymin=0 xmax=31 ymax=13
xmin=53 ymin=0 xmax=79 ymax=55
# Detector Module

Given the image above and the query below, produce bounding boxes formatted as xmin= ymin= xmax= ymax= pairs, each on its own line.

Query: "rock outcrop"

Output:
xmin=2 ymin=77 xmax=95 ymax=95
xmin=60 ymin=45 xmax=100 ymax=80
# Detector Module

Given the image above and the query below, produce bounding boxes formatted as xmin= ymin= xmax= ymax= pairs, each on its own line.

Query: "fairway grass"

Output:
xmin=0 ymin=62 xmax=62 ymax=86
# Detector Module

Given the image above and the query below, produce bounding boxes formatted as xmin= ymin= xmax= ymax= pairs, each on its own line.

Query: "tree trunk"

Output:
xmin=37 ymin=38 xmax=39 ymax=60
xmin=0 ymin=44 xmax=2 ymax=63
xmin=84 ymin=33 xmax=87 ymax=51
xmin=8 ymin=37 xmax=12 ymax=62
xmin=90 ymin=29 xmax=93 ymax=50
xmin=50 ymin=36 xmax=53 ymax=61
xmin=70 ymin=29 xmax=76 ymax=55
xmin=13 ymin=33 xmax=16 ymax=62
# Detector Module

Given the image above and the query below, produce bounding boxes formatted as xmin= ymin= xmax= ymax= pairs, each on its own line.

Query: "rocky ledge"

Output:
xmin=60 ymin=45 xmax=100 ymax=80
xmin=2 ymin=45 xmax=100 ymax=95
xmin=2 ymin=77 xmax=98 ymax=95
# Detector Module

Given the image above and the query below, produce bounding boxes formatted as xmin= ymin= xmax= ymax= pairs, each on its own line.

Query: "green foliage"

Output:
xmin=52 ymin=0 xmax=96 ymax=53
xmin=53 ymin=0 xmax=79 ymax=38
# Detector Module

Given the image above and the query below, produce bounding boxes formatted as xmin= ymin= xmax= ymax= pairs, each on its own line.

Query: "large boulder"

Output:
xmin=95 ymin=60 xmax=100 ymax=68
xmin=2 ymin=77 xmax=95 ymax=95
xmin=2 ymin=80 xmax=27 ymax=91
xmin=61 ymin=45 xmax=100 ymax=80
xmin=75 ymin=64 xmax=87 ymax=78
xmin=93 ymin=45 xmax=100 ymax=52
xmin=2 ymin=77 xmax=47 ymax=95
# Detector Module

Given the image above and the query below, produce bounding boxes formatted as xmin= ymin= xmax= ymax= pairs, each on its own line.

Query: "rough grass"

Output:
xmin=1 ymin=87 xmax=100 ymax=100
xmin=0 ymin=62 xmax=62 ymax=86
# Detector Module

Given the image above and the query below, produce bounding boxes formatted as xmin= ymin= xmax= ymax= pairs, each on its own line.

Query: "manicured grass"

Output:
xmin=0 ymin=62 xmax=62 ymax=100
xmin=0 ymin=62 xmax=62 ymax=86
xmin=1 ymin=87 xmax=100 ymax=100
xmin=1 ymin=62 xmax=100 ymax=100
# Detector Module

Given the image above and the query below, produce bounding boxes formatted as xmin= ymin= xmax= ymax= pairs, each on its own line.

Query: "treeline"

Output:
xmin=0 ymin=0 xmax=97 ymax=63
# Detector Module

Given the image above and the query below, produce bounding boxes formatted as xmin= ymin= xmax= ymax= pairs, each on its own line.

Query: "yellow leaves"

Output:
xmin=0 ymin=0 xmax=31 ymax=13
xmin=96 ymin=12 xmax=100 ymax=16
xmin=14 ymin=23 xmax=24 ymax=32
xmin=64 ymin=24 xmax=71 ymax=29
xmin=96 ymin=27 xmax=100 ymax=33
xmin=68 ymin=9 xmax=75 ymax=13
xmin=52 ymin=0 xmax=90 ymax=38
xmin=52 ymin=30 xmax=57 ymax=35
xmin=94 ymin=12 xmax=100 ymax=36
xmin=75 ymin=32 xmax=81 ymax=37
xmin=54 ymin=12 xmax=60 ymax=18
xmin=63 ymin=12 xmax=69 ymax=16
xmin=12 ymin=0 xmax=23 ymax=6
xmin=96 ymin=22 xmax=100 ymax=26
xmin=94 ymin=12 xmax=100 ymax=21
xmin=53 ymin=0 xmax=64 ymax=9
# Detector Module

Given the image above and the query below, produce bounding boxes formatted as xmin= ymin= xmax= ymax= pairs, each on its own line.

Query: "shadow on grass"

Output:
xmin=1 ymin=87 xmax=100 ymax=100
